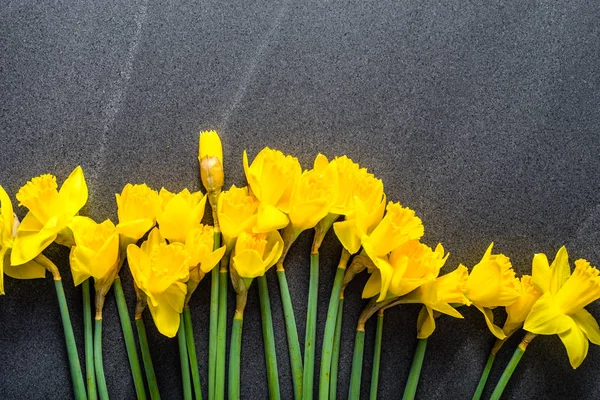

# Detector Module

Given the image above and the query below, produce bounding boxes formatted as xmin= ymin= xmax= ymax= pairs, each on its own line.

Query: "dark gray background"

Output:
xmin=1 ymin=0 xmax=600 ymax=398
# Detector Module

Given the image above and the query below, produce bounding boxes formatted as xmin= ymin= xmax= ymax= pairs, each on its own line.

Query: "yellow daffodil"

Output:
xmin=363 ymin=240 xmax=447 ymax=301
xmin=217 ymin=185 xmax=259 ymax=250
xmin=327 ymin=156 xmax=362 ymax=215
xmin=464 ymin=243 xmax=521 ymax=339
xmin=11 ymin=166 xmax=88 ymax=266
xmin=243 ymin=148 xmax=301 ymax=233
xmin=232 ymin=230 xmax=284 ymax=279
xmin=116 ymin=183 xmax=160 ymax=241
xmin=524 ymin=247 xmax=600 ymax=368
xmin=0 ymin=186 xmax=47 ymax=294
xmin=156 ymin=188 xmax=207 ymax=243
xmin=127 ymin=228 xmax=190 ymax=337
xmin=199 ymin=130 xmax=224 ymax=199
xmin=287 ymin=154 xmax=338 ymax=235
xmin=399 ymin=265 xmax=471 ymax=338
xmin=69 ymin=216 xmax=119 ymax=292
xmin=332 ymin=167 xmax=385 ymax=255
xmin=185 ymin=224 xmax=226 ymax=282
xmin=502 ymin=275 xmax=541 ymax=337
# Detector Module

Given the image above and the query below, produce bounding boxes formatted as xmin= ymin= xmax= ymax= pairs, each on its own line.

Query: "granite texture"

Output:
xmin=1 ymin=0 xmax=600 ymax=398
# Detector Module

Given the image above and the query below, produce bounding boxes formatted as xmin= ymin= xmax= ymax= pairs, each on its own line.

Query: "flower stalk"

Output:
xmin=258 ymin=274 xmax=281 ymax=399
xmin=370 ymin=310 xmax=384 ymax=400
xmin=178 ymin=314 xmax=193 ymax=400
xmin=402 ymin=338 xmax=428 ymax=400
xmin=490 ymin=332 xmax=537 ymax=400
xmin=82 ymin=278 xmax=97 ymax=400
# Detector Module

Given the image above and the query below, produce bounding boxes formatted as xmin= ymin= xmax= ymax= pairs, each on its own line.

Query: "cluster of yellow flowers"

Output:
xmin=1 ymin=130 xmax=599 ymax=400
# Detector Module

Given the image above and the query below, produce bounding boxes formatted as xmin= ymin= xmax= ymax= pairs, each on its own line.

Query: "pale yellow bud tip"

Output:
xmin=199 ymin=130 xmax=223 ymax=164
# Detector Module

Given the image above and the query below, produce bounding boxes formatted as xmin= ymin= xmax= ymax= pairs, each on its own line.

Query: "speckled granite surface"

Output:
xmin=1 ymin=0 xmax=600 ymax=398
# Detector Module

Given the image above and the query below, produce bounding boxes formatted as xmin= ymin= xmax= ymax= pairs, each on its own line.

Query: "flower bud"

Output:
xmin=199 ymin=130 xmax=225 ymax=195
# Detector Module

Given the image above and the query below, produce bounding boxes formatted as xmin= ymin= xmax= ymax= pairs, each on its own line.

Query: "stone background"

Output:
xmin=1 ymin=0 xmax=600 ymax=398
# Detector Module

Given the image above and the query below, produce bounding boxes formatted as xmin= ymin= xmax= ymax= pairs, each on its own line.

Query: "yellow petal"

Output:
xmin=116 ymin=220 xmax=155 ymax=241
xmin=147 ymin=298 xmax=181 ymax=338
xmin=558 ymin=318 xmax=589 ymax=369
xmin=333 ymin=219 xmax=362 ymax=255
xmin=550 ymin=246 xmax=570 ymax=295
xmin=254 ymin=203 xmax=289 ymax=233
xmin=200 ymin=245 xmax=226 ymax=274
xmin=199 ymin=130 xmax=223 ymax=163
xmin=572 ymin=308 xmax=600 ymax=345
xmin=524 ymin=294 xmax=571 ymax=335
xmin=416 ymin=306 xmax=437 ymax=339
xmin=532 ymin=253 xmax=550 ymax=294
xmin=362 ymin=269 xmax=382 ymax=299
xmin=374 ymin=257 xmax=394 ymax=302
xmin=69 ymin=245 xmax=95 ymax=286
xmin=233 ymin=249 xmax=267 ymax=278
xmin=476 ymin=305 xmax=506 ymax=339
xmin=58 ymin=166 xmax=88 ymax=217
xmin=11 ymin=228 xmax=58 ymax=265
xmin=3 ymin=255 xmax=47 ymax=280
xmin=0 ymin=186 xmax=14 ymax=245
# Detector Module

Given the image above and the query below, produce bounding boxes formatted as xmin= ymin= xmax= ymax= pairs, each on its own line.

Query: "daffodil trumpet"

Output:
xmin=134 ymin=288 xmax=160 ymax=400
xmin=318 ymin=248 xmax=351 ymax=400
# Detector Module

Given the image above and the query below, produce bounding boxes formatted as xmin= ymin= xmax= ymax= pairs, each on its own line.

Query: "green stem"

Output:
xmin=54 ymin=279 xmax=87 ymax=400
xmin=82 ymin=279 xmax=97 ymax=400
xmin=113 ymin=277 xmax=147 ymax=400
xmin=302 ymin=253 xmax=319 ymax=400
xmin=215 ymin=267 xmax=228 ymax=400
xmin=472 ymin=353 xmax=496 ymax=400
xmin=318 ymin=267 xmax=345 ymax=399
xmin=135 ymin=318 xmax=161 ymax=400
xmin=228 ymin=315 xmax=244 ymax=400
xmin=258 ymin=275 xmax=281 ymax=399
xmin=183 ymin=308 xmax=202 ymax=400
xmin=276 ymin=269 xmax=303 ymax=400
xmin=329 ymin=297 xmax=344 ymax=400
xmin=348 ymin=330 xmax=365 ymax=400
xmin=490 ymin=347 xmax=525 ymax=400
xmin=94 ymin=318 xmax=109 ymax=400
xmin=370 ymin=312 xmax=384 ymax=400
xmin=178 ymin=314 xmax=193 ymax=400
xmin=402 ymin=338 xmax=428 ymax=400
xmin=209 ymin=232 xmax=221 ymax=400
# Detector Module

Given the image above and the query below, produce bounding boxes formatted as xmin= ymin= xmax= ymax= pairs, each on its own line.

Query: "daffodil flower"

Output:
xmin=217 ymin=185 xmax=259 ymax=251
xmin=69 ymin=216 xmax=119 ymax=291
xmin=524 ymin=247 xmax=600 ymax=368
xmin=399 ymin=265 xmax=471 ymax=338
xmin=502 ymin=275 xmax=541 ymax=337
xmin=332 ymin=166 xmax=385 ymax=255
xmin=116 ymin=183 xmax=160 ymax=242
xmin=0 ymin=186 xmax=47 ymax=294
xmin=464 ymin=243 xmax=521 ymax=339
xmin=127 ymin=228 xmax=190 ymax=337
xmin=354 ymin=202 xmax=424 ymax=301
xmin=362 ymin=240 xmax=446 ymax=302
xmin=10 ymin=166 xmax=88 ymax=266
xmin=156 ymin=188 xmax=207 ymax=243
xmin=287 ymin=154 xmax=338 ymax=236
xmin=185 ymin=224 xmax=226 ymax=287
xmin=232 ymin=230 xmax=283 ymax=279
xmin=243 ymin=148 xmax=301 ymax=233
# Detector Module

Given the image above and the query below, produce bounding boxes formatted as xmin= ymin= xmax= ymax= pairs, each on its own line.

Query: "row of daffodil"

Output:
xmin=1 ymin=130 xmax=599 ymax=400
